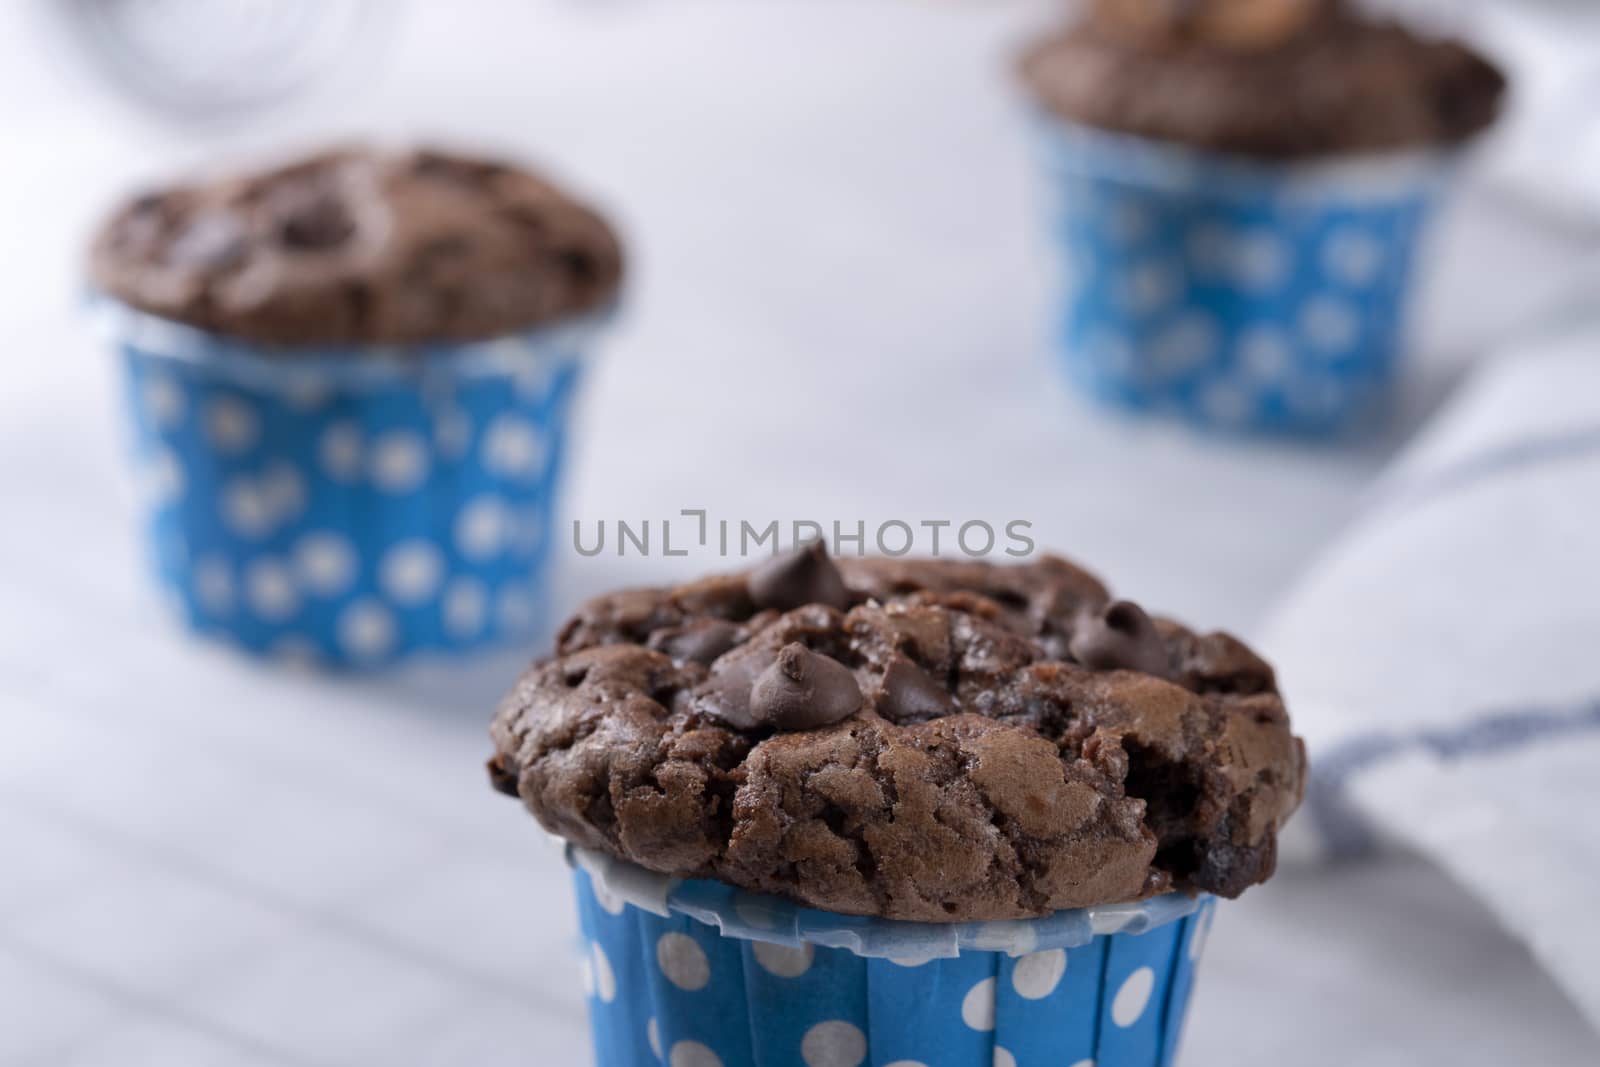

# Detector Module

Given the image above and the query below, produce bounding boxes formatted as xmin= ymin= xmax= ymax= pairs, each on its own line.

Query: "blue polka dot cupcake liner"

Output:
xmin=96 ymin=299 xmax=610 ymax=667
xmin=569 ymin=846 xmax=1214 ymax=1067
xmin=1031 ymin=117 xmax=1456 ymax=434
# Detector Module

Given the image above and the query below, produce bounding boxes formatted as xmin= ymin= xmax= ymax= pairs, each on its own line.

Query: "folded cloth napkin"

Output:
xmin=1263 ymin=319 xmax=1600 ymax=1032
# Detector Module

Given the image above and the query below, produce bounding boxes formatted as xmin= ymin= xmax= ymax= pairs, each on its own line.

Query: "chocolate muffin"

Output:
xmin=91 ymin=145 xmax=623 ymax=664
xmin=1019 ymin=0 xmax=1506 ymax=159
xmin=91 ymin=146 xmax=623 ymax=346
xmin=489 ymin=545 xmax=1306 ymax=922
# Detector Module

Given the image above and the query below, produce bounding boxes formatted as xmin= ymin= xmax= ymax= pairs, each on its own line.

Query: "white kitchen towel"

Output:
xmin=1263 ymin=319 xmax=1600 ymax=1032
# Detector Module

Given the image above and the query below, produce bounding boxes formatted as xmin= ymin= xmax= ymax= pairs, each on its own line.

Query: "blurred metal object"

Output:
xmin=53 ymin=0 xmax=398 ymax=122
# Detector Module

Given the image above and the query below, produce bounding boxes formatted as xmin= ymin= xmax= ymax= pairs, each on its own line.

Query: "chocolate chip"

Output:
xmin=692 ymin=648 xmax=775 ymax=729
xmin=748 ymin=643 xmax=862 ymax=731
xmin=111 ymin=192 xmax=179 ymax=253
xmin=166 ymin=213 xmax=246 ymax=271
xmin=876 ymin=655 xmax=953 ymax=722
xmin=557 ymin=246 xmax=598 ymax=286
xmin=277 ymin=190 xmax=354 ymax=250
xmin=748 ymin=542 xmax=850 ymax=612
xmin=648 ymin=619 xmax=741 ymax=665
xmin=1069 ymin=600 xmax=1172 ymax=676
xmin=127 ymin=191 xmax=173 ymax=218
xmin=486 ymin=754 xmax=520 ymax=797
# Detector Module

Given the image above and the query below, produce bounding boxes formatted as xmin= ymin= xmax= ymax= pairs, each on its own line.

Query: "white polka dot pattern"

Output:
xmin=1323 ymin=227 xmax=1385 ymax=286
xmin=281 ymin=376 xmax=330 ymax=413
xmin=1048 ymin=158 xmax=1440 ymax=432
xmin=572 ymin=869 xmax=1215 ymax=1067
xmin=456 ymin=496 xmax=509 ymax=560
xmin=434 ymin=408 xmax=472 ymax=458
xmin=141 ymin=375 xmax=186 ymax=428
xmin=1011 ymin=948 xmax=1066 ymax=1000
xmin=338 ymin=599 xmax=397 ymax=662
xmin=319 ymin=423 xmax=364 ymax=481
xmin=1299 ymin=296 xmax=1361 ymax=354
xmin=442 ymin=577 xmax=489 ymax=638
xmin=245 ymin=558 xmax=299 ymax=621
xmin=260 ymin=464 xmax=306 ymax=524
xmin=752 ymin=941 xmax=813 ymax=978
xmin=293 ymin=533 xmax=357 ymax=597
xmin=113 ymin=327 xmax=583 ymax=666
xmin=1111 ymin=966 xmax=1155 ymax=1028
xmin=1117 ymin=260 xmax=1181 ymax=316
xmin=482 ymin=414 xmax=547 ymax=479
xmin=379 ymin=541 xmax=444 ymax=605
xmin=221 ymin=478 xmax=273 ymax=539
xmin=1236 ymin=327 xmax=1292 ymax=383
xmin=800 ymin=1021 xmax=866 ymax=1067
xmin=220 ymin=467 xmax=304 ymax=540
xmin=369 ymin=431 xmax=430 ymax=493
xmin=668 ymin=1041 xmax=722 ymax=1067
xmin=1150 ymin=313 xmax=1220 ymax=379
xmin=592 ymin=882 xmax=626 ymax=916
xmin=961 ymin=977 xmax=997 ymax=1031
xmin=888 ymin=954 xmax=934 ymax=968
xmin=592 ymin=941 xmax=616 ymax=1004
xmin=204 ymin=398 xmax=258 ymax=452
xmin=140 ymin=449 xmax=185 ymax=505
xmin=509 ymin=354 xmax=562 ymax=401
xmin=1230 ymin=230 xmax=1290 ymax=292
xmin=657 ymin=933 xmax=711 ymax=991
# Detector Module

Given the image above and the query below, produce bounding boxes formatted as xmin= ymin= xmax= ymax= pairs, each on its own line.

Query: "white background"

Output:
xmin=2 ymin=1 xmax=1596 ymax=1064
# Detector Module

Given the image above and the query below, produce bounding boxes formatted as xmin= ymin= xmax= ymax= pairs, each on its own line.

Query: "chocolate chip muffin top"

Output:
xmin=489 ymin=546 xmax=1306 ymax=922
xmin=90 ymin=146 xmax=623 ymax=346
xmin=1019 ymin=0 xmax=1506 ymax=160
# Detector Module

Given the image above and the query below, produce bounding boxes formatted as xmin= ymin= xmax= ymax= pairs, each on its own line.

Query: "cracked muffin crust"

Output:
xmin=489 ymin=547 xmax=1306 ymax=922
xmin=91 ymin=145 xmax=622 ymax=346
xmin=1019 ymin=1 xmax=1505 ymax=160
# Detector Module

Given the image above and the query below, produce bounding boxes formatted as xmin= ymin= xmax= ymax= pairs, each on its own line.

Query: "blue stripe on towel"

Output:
xmin=1369 ymin=422 xmax=1600 ymax=518
xmin=1309 ymin=696 xmax=1600 ymax=856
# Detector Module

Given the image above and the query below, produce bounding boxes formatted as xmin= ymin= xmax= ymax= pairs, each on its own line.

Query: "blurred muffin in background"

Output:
xmin=1018 ymin=0 xmax=1505 ymax=434
xmin=90 ymin=146 xmax=623 ymax=667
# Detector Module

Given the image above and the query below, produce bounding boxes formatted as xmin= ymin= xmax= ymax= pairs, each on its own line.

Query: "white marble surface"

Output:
xmin=1 ymin=1 xmax=1595 ymax=1064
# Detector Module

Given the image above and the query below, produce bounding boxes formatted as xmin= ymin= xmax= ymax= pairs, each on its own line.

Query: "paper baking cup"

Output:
xmin=98 ymin=300 xmax=608 ymax=667
xmin=1031 ymin=117 xmax=1454 ymax=434
xmin=569 ymin=846 xmax=1214 ymax=1067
